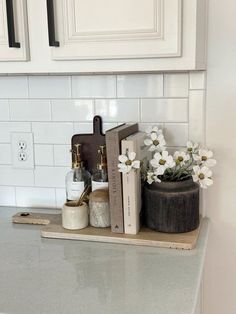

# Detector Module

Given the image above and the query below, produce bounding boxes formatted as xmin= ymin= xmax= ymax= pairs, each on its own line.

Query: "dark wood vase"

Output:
xmin=143 ymin=178 xmax=199 ymax=233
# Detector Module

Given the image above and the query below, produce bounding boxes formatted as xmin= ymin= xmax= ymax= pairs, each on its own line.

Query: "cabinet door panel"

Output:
xmin=53 ymin=0 xmax=182 ymax=60
xmin=0 ymin=0 xmax=29 ymax=61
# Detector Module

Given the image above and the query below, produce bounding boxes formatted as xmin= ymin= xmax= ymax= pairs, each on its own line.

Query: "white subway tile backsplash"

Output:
xmin=189 ymin=71 xmax=205 ymax=90
xmin=141 ymin=99 xmax=188 ymax=123
xmin=34 ymin=145 xmax=54 ymax=166
xmin=52 ymin=99 xmax=94 ymax=121
xmin=54 ymin=145 xmax=71 ymax=167
xmin=55 ymin=188 xmax=66 ymax=208
xmin=0 ymin=144 xmax=11 ymax=164
xmin=73 ymin=122 xmax=93 ymax=134
xmin=73 ymin=122 xmax=118 ymax=134
xmin=16 ymin=187 xmax=56 ymax=208
xmin=34 ymin=166 xmax=69 ymax=188
xmin=72 ymin=75 xmax=116 ymax=98
xmin=0 ymin=166 xmax=34 ymax=186
xmin=164 ymin=123 xmax=188 ymax=146
xmin=32 ymin=122 xmax=73 ymax=144
xmin=0 ymin=72 xmax=206 ymax=208
xmin=29 ymin=76 xmax=71 ymax=98
xmin=0 ymin=76 xmax=28 ymax=98
xmin=10 ymin=100 xmax=51 ymax=121
xmin=0 ymin=186 xmax=16 ymax=206
xmin=164 ymin=73 xmax=189 ymax=97
xmin=138 ymin=123 xmax=164 ymax=133
xmin=189 ymin=90 xmax=205 ymax=144
xmin=103 ymin=123 xmax=118 ymax=132
xmin=95 ymin=99 xmax=139 ymax=122
xmin=0 ymin=122 xmax=31 ymax=143
xmin=117 ymin=74 xmax=163 ymax=98
xmin=0 ymin=100 xmax=10 ymax=120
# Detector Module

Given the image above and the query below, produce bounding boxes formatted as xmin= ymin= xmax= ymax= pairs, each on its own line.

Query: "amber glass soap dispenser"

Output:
xmin=66 ymin=144 xmax=91 ymax=201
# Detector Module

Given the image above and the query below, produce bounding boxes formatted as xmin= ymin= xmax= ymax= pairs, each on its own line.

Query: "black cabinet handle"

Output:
xmin=6 ymin=0 xmax=20 ymax=48
xmin=46 ymin=0 xmax=59 ymax=47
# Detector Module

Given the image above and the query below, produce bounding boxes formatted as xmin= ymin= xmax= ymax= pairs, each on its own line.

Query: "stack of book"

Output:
xmin=106 ymin=124 xmax=149 ymax=235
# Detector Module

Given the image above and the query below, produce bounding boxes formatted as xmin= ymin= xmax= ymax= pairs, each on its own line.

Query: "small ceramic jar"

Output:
xmin=89 ymin=189 xmax=110 ymax=227
xmin=62 ymin=201 xmax=88 ymax=230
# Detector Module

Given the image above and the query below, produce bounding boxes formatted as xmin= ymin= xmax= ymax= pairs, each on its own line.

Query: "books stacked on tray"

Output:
xmin=106 ymin=123 xmax=149 ymax=235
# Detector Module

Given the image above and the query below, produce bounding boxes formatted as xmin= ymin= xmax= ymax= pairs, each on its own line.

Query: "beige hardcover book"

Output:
xmin=106 ymin=123 xmax=138 ymax=233
xmin=122 ymin=132 xmax=148 ymax=235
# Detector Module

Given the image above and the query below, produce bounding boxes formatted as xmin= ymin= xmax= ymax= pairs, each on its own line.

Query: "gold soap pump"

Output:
xmin=66 ymin=143 xmax=91 ymax=201
xmin=72 ymin=144 xmax=83 ymax=169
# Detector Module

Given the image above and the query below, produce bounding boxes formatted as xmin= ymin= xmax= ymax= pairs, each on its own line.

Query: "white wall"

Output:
xmin=204 ymin=0 xmax=236 ymax=313
xmin=0 ymin=72 xmax=205 ymax=208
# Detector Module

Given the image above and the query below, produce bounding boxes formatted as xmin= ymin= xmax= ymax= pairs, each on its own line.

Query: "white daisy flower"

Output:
xmin=173 ymin=151 xmax=190 ymax=166
xmin=144 ymin=132 xmax=166 ymax=152
xmin=187 ymin=141 xmax=199 ymax=153
xmin=145 ymin=126 xmax=163 ymax=137
xmin=192 ymin=166 xmax=213 ymax=189
xmin=150 ymin=151 xmax=175 ymax=175
xmin=118 ymin=152 xmax=140 ymax=174
xmin=193 ymin=149 xmax=217 ymax=167
xmin=146 ymin=171 xmax=161 ymax=184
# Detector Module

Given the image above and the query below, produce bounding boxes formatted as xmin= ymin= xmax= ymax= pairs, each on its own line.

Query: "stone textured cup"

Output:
xmin=62 ymin=201 xmax=88 ymax=230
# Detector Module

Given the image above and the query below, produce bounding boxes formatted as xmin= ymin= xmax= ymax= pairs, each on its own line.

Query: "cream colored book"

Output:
xmin=121 ymin=132 xmax=148 ymax=235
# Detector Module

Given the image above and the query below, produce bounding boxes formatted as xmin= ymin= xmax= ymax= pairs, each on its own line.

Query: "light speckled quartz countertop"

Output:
xmin=0 ymin=207 xmax=209 ymax=314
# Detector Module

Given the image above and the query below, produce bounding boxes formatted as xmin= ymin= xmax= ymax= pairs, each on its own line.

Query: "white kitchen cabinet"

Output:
xmin=0 ymin=0 xmax=208 ymax=73
xmin=52 ymin=0 xmax=182 ymax=60
xmin=0 ymin=0 xmax=29 ymax=61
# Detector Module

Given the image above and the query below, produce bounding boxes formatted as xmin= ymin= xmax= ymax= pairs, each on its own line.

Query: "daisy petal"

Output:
xmin=201 ymin=166 xmax=209 ymax=175
xmin=132 ymin=160 xmax=140 ymax=169
xmin=118 ymin=155 xmax=128 ymax=163
xmin=205 ymin=178 xmax=213 ymax=186
xmin=192 ymin=175 xmax=198 ymax=182
xmin=151 ymin=132 xmax=157 ymax=141
xmin=150 ymin=159 xmax=159 ymax=168
xmin=162 ymin=151 xmax=168 ymax=159
xmin=144 ymin=138 xmax=152 ymax=146
xmin=128 ymin=152 xmax=136 ymax=161
xmin=155 ymin=167 xmax=165 ymax=176
xmin=193 ymin=165 xmax=200 ymax=173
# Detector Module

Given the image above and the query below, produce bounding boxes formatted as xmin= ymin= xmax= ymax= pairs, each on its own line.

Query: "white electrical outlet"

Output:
xmin=11 ymin=132 xmax=34 ymax=169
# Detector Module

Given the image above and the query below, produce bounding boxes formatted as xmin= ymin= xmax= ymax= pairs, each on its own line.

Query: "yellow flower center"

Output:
xmin=199 ymin=173 xmax=205 ymax=180
xmin=178 ymin=156 xmax=184 ymax=162
xmin=153 ymin=140 xmax=159 ymax=146
xmin=188 ymin=148 xmax=192 ymax=152
xmin=125 ymin=160 xmax=132 ymax=166
xmin=202 ymin=156 xmax=207 ymax=161
xmin=159 ymin=159 xmax=166 ymax=165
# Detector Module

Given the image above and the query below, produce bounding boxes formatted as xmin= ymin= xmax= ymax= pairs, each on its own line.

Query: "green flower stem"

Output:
xmin=167 ymin=155 xmax=195 ymax=181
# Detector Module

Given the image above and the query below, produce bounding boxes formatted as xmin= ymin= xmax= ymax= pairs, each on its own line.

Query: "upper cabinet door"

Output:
xmin=0 ymin=0 xmax=29 ymax=61
xmin=52 ymin=0 xmax=182 ymax=60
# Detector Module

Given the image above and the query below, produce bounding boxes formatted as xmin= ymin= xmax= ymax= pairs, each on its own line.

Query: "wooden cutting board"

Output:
xmin=72 ymin=115 xmax=120 ymax=174
xmin=12 ymin=212 xmax=202 ymax=250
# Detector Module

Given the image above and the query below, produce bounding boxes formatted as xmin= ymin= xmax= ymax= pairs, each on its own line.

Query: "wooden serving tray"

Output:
xmin=12 ymin=212 xmax=202 ymax=250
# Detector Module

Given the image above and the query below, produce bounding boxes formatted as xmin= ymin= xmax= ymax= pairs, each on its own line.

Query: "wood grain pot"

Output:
xmin=143 ymin=179 xmax=199 ymax=233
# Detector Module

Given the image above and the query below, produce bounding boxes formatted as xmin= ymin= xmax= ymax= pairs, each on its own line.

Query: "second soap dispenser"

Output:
xmin=91 ymin=145 xmax=109 ymax=192
xmin=66 ymin=144 xmax=91 ymax=201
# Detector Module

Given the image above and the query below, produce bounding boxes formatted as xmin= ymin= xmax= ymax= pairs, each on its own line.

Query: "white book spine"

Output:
xmin=121 ymin=140 xmax=140 ymax=235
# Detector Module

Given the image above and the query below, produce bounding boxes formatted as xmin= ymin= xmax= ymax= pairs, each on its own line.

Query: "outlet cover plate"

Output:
xmin=11 ymin=132 xmax=35 ymax=169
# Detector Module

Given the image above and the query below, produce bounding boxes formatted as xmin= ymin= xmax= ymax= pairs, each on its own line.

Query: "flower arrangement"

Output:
xmin=118 ymin=126 xmax=216 ymax=189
